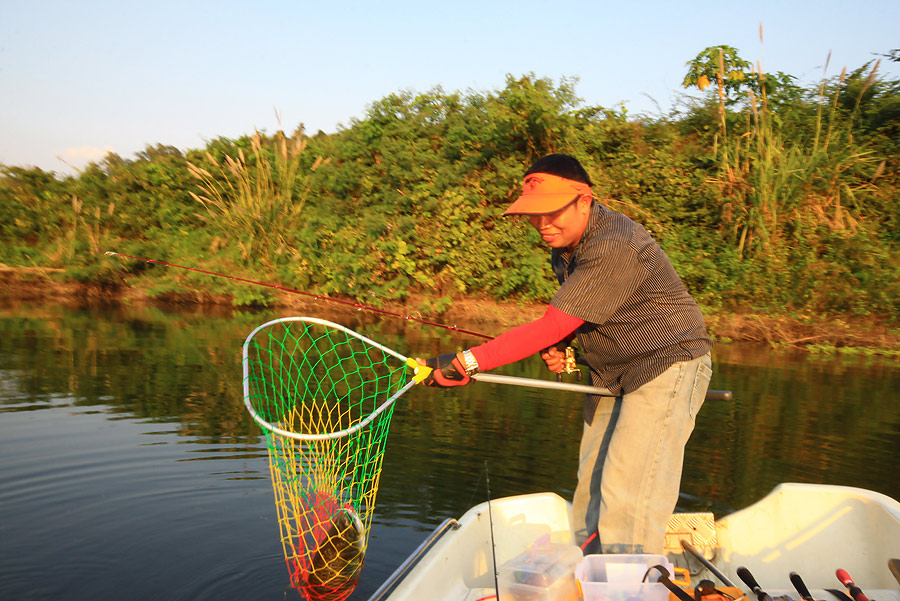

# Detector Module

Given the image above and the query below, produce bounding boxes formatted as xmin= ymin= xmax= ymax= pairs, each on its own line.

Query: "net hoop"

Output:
xmin=241 ymin=316 xmax=413 ymax=442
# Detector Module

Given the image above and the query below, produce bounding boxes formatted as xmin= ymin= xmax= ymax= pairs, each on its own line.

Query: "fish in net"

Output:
xmin=242 ymin=317 xmax=422 ymax=600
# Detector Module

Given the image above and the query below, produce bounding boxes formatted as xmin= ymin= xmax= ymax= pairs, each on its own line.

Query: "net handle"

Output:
xmin=241 ymin=316 xmax=415 ymax=442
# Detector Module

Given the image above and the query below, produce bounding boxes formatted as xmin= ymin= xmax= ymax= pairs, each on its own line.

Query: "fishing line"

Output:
xmin=463 ymin=462 xmax=487 ymax=512
xmin=104 ymin=251 xmax=492 ymax=339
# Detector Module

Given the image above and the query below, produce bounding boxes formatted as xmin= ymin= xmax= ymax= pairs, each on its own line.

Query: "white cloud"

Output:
xmin=54 ymin=145 xmax=115 ymax=169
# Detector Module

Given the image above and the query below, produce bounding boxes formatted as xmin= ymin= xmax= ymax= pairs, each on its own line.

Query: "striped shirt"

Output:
xmin=551 ymin=202 xmax=712 ymax=395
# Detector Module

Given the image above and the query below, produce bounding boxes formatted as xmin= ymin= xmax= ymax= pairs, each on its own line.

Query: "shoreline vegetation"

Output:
xmin=2 ymin=264 xmax=898 ymax=357
xmin=2 ymin=44 xmax=898 ymax=357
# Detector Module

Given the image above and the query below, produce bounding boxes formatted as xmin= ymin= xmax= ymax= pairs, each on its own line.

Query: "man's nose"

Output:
xmin=530 ymin=215 xmax=551 ymax=228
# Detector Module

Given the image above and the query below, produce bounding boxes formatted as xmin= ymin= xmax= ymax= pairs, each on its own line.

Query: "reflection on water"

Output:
xmin=1 ymin=301 xmax=898 ymax=601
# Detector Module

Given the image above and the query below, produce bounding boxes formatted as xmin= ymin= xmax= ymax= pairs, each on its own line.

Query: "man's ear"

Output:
xmin=578 ymin=194 xmax=592 ymax=213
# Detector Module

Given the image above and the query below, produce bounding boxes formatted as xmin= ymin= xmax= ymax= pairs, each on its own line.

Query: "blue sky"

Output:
xmin=2 ymin=0 xmax=897 ymax=175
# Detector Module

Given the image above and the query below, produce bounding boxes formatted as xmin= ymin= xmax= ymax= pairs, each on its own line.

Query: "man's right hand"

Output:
xmin=540 ymin=343 xmax=568 ymax=373
xmin=415 ymin=354 xmax=471 ymax=387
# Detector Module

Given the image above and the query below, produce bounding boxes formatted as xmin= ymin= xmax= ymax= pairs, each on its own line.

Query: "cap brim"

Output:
xmin=503 ymin=193 xmax=580 ymax=216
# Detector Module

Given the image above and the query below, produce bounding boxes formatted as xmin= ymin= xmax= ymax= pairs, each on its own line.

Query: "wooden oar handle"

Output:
xmin=888 ymin=559 xmax=900 ymax=587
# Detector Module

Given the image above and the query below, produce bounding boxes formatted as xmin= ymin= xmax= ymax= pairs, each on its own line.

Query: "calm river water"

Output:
xmin=1 ymin=301 xmax=898 ymax=600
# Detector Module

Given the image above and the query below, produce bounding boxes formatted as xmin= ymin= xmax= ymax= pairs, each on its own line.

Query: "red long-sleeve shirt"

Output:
xmin=469 ymin=305 xmax=583 ymax=372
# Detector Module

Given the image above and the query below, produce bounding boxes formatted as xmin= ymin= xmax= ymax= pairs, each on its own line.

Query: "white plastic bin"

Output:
xmin=498 ymin=540 xmax=583 ymax=601
xmin=575 ymin=554 xmax=673 ymax=601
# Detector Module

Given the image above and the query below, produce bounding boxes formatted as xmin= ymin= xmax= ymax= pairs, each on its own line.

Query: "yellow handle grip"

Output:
xmin=407 ymin=358 xmax=432 ymax=384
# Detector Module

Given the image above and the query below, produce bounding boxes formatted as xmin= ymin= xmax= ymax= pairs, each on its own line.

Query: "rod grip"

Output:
xmin=737 ymin=566 xmax=772 ymax=601
xmin=790 ymin=572 xmax=813 ymax=601
xmin=835 ymin=569 xmax=852 ymax=587
xmin=836 ymin=570 xmax=869 ymax=601
xmin=737 ymin=566 xmax=761 ymax=590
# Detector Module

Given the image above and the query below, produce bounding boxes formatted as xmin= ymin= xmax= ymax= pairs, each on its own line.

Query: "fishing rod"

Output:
xmin=104 ymin=251 xmax=492 ymax=340
xmin=105 ymin=251 xmax=733 ymax=402
xmin=682 ymin=540 xmax=737 ymax=588
xmin=484 ymin=461 xmax=501 ymax=601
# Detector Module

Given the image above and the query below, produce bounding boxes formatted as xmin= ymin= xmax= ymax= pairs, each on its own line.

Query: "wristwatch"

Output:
xmin=460 ymin=349 xmax=479 ymax=376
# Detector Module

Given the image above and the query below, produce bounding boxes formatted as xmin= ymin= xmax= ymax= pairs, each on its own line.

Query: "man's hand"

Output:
xmin=540 ymin=343 xmax=568 ymax=373
xmin=415 ymin=353 xmax=471 ymax=387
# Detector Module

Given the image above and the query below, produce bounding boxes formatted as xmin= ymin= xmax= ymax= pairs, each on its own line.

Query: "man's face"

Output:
xmin=527 ymin=196 xmax=591 ymax=249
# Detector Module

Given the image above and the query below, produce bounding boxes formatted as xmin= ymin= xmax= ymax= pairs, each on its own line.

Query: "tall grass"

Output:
xmin=709 ymin=28 xmax=882 ymax=260
xmin=187 ymin=128 xmax=328 ymax=262
xmin=48 ymin=194 xmax=116 ymax=264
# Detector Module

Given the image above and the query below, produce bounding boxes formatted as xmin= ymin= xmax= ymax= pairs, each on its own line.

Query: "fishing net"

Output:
xmin=242 ymin=317 xmax=417 ymax=601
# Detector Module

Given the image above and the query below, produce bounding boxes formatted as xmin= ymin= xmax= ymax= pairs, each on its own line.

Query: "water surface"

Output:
xmin=1 ymin=302 xmax=897 ymax=600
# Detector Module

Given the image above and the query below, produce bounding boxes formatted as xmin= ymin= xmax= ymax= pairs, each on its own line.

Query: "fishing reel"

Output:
xmin=556 ymin=346 xmax=583 ymax=382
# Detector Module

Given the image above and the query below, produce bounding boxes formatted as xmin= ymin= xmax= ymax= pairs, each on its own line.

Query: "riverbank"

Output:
xmin=2 ymin=265 xmax=898 ymax=356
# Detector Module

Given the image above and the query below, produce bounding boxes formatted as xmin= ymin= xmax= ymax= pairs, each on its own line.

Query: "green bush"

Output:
xmin=1 ymin=60 xmax=897 ymax=326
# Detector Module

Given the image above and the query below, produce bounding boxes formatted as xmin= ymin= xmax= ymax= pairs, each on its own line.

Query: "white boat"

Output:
xmin=368 ymin=483 xmax=900 ymax=601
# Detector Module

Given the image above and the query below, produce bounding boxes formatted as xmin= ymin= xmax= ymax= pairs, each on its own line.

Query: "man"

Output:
xmin=418 ymin=153 xmax=713 ymax=555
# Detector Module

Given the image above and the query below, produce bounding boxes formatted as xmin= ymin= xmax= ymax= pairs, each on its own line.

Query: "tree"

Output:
xmin=683 ymin=45 xmax=753 ymax=100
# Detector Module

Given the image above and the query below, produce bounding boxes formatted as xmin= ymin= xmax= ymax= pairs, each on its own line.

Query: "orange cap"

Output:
xmin=504 ymin=173 xmax=592 ymax=215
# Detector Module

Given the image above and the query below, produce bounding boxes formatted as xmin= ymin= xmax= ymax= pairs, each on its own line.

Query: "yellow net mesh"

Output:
xmin=242 ymin=317 xmax=412 ymax=601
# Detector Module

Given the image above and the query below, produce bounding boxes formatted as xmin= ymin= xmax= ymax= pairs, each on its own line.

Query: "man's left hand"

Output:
xmin=540 ymin=343 xmax=568 ymax=373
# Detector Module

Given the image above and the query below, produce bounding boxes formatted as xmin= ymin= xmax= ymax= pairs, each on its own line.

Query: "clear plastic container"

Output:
xmin=498 ymin=538 xmax=583 ymax=601
xmin=575 ymin=554 xmax=673 ymax=601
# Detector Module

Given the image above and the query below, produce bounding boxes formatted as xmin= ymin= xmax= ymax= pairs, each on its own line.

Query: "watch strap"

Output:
xmin=460 ymin=349 xmax=479 ymax=376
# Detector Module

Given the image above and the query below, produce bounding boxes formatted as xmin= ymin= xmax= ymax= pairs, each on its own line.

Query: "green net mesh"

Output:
xmin=242 ymin=317 xmax=413 ymax=601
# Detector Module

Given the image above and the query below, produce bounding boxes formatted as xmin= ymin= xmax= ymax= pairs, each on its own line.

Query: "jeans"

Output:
xmin=572 ymin=352 xmax=712 ymax=554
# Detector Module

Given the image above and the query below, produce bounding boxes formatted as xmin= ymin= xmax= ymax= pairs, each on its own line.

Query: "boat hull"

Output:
xmin=713 ymin=483 xmax=900 ymax=593
xmin=374 ymin=483 xmax=900 ymax=601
